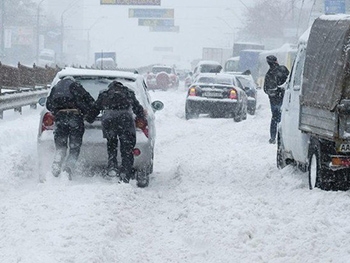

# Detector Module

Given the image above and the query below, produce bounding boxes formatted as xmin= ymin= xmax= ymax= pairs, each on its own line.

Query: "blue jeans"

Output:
xmin=269 ymin=100 xmax=282 ymax=140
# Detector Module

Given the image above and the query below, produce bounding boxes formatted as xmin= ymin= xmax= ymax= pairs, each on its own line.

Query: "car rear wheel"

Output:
xmin=248 ymin=106 xmax=256 ymax=115
xmin=136 ymin=165 xmax=151 ymax=188
xmin=185 ymin=104 xmax=198 ymax=120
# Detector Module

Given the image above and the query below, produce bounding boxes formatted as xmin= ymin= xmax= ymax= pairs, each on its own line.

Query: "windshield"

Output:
xmin=152 ymin=67 xmax=172 ymax=74
xmin=237 ymin=76 xmax=255 ymax=88
xmin=73 ymin=77 xmax=137 ymax=100
xmin=200 ymin=64 xmax=222 ymax=73
xmin=198 ymin=76 xmax=232 ymax=85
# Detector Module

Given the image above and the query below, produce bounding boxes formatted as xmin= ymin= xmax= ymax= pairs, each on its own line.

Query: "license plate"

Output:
xmin=203 ymin=91 xmax=222 ymax=98
xmin=339 ymin=144 xmax=350 ymax=152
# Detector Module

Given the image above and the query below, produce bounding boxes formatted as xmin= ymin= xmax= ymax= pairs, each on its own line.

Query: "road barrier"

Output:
xmin=0 ymin=62 xmax=154 ymax=119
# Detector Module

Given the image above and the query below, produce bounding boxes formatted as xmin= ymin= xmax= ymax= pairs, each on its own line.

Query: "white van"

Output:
xmin=277 ymin=15 xmax=350 ymax=191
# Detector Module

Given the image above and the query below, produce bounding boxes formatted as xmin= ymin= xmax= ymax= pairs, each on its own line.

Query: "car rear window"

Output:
xmin=73 ymin=77 xmax=137 ymax=100
xmin=152 ymin=67 xmax=172 ymax=74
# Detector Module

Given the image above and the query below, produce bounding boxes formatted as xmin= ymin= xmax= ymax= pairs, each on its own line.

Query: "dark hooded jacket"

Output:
xmin=264 ymin=61 xmax=289 ymax=104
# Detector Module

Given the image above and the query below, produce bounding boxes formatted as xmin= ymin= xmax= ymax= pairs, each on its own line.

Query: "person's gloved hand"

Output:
xmin=135 ymin=116 xmax=148 ymax=129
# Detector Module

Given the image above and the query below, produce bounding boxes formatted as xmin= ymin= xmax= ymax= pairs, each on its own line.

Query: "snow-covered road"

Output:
xmin=1 ymin=86 xmax=350 ymax=263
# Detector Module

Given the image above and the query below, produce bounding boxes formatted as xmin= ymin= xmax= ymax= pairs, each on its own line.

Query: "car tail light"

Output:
xmin=331 ymin=156 xmax=350 ymax=167
xmin=42 ymin=112 xmax=55 ymax=132
xmin=189 ymin=87 xmax=197 ymax=96
xmin=133 ymin=148 xmax=141 ymax=156
xmin=135 ymin=117 xmax=149 ymax=138
xmin=229 ymin=89 xmax=237 ymax=99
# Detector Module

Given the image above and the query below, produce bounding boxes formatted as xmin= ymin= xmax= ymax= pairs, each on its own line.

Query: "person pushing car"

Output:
xmin=46 ymin=76 xmax=95 ymax=179
xmin=87 ymin=80 xmax=147 ymax=183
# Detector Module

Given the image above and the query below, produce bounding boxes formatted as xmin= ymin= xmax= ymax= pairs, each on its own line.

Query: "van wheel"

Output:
xmin=276 ymin=132 xmax=287 ymax=169
xmin=308 ymin=141 xmax=326 ymax=190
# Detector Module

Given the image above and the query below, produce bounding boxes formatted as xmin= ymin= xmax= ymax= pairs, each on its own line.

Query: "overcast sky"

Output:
xmin=39 ymin=0 xmax=257 ymax=68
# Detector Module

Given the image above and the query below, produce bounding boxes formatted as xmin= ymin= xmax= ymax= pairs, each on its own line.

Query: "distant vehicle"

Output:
xmin=94 ymin=51 xmax=117 ymax=69
xmin=232 ymin=42 xmax=264 ymax=57
xmin=95 ymin=57 xmax=116 ymax=70
xmin=145 ymin=65 xmax=179 ymax=90
xmin=38 ymin=49 xmax=56 ymax=67
xmin=185 ymin=72 xmax=247 ymax=121
xmin=256 ymin=43 xmax=297 ymax=88
xmin=202 ymin=47 xmax=232 ymax=65
xmin=224 ymin=56 xmax=239 ymax=72
xmin=37 ymin=67 xmax=164 ymax=187
xmin=188 ymin=60 xmax=223 ymax=87
xmin=237 ymin=49 xmax=264 ymax=81
xmin=227 ymin=72 xmax=258 ymax=115
xmin=176 ymin=68 xmax=191 ymax=81
xmin=278 ymin=15 xmax=350 ymax=191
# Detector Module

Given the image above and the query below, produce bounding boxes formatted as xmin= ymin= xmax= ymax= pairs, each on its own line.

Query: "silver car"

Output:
xmin=37 ymin=67 xmax=164 ymax=186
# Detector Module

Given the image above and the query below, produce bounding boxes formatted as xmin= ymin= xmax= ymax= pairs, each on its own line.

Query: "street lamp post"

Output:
xmin=60 ymin=0 xmax=80 ymax=63
xmin=36 ymin=0 xmax=45 ymax=64
xmin=217 ymin=17 xmax=235 ymax=48
xmin=1 ymin=0 xmax=5 ymax=58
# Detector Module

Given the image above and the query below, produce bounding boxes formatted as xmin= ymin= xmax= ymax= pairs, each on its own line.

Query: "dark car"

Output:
xmin=233 ymin=73 xmax=258 ymax=115
xmin=185 ymin=73 xmax=248 ymax=122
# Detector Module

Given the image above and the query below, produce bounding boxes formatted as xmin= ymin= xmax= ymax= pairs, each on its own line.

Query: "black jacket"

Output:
xmin=87 ymin=83 xmax=145 ymax=122
xmin=264 ymin=63 xmax=289 ymax=104
xmin=46 ymin=78 xmax=95 ymax=116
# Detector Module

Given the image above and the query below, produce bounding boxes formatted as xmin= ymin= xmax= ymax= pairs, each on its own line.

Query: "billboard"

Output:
xmin=325 ymin=0 xmax=345 ymax=14
xmin=129 ymin=8 xmax=174 ymax=18
xmin=138 ymin=19 xmax=174 ymax=27
xmin=101 ymin=0 xmax=160 ymax=5
xmin=149 ymin=26 xmax=179 ymax=32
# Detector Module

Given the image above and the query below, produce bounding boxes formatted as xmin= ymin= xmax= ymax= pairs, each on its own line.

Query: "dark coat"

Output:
xmin=264 ymin=63 xmax=289 ymax=104
xmin=46 ymin=78 xmax=95 ymax=116
xmin=87 ymin=82 xmax=145 ymax=139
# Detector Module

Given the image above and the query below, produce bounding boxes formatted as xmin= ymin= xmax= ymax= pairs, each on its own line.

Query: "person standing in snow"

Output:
xmin=46 ymin=76 xmax=95 ymax=179
xmin=87 ymin=80 xmax=147 ymax=184
xmin=263 ymin=55 xmax=289 ymax=144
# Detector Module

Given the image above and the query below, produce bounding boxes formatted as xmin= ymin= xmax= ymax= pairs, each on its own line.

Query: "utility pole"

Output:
xmin=1 ymin=0 xmax=5 ymax=58
xmin=36 ymin=0 xmax=45 ymax=64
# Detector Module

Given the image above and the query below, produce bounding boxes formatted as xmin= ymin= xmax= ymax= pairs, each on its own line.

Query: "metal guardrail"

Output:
xmin=0 ymin=87 xmax=49 ymax=119
xmin=0 ymin=62 xmax=155 ymax=119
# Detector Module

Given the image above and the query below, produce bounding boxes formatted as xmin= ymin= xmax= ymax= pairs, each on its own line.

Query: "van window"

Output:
xmin=293 ymin=48 xmax=306 ymax=88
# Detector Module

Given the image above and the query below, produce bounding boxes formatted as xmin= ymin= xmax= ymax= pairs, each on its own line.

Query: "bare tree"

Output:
xmin=241 ymin=0 xmax=290 ymax=40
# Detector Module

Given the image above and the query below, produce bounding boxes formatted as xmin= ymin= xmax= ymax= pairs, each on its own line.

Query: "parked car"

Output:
xmin=278 ymin=15 xmax=350 ymax=191
xmin=37 ymin=67 xmax=164 ymax=187
xmin=227 ymin=72 xmax=258 ymax=115
xmin=185 ymin=73 xmax=248 ymax=121
xmin=145 ymin=65 xmax=179 ymax=90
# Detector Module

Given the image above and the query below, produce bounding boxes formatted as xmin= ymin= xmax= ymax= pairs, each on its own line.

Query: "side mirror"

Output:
xmin=151 ymin=100 xmax=164 ymax=112
xmin=38 ymin=97 xmax=46 ymax=106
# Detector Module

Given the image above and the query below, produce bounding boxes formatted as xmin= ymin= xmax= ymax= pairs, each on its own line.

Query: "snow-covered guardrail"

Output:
xmin=0 ymin=87 xmax=49 ymax=119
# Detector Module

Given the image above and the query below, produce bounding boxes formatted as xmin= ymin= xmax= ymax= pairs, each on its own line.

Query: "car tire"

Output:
xmin=136 ymin=167 xmax=150 ymax=188
xmin=242 ymin=105 xmax=247 ymax=120
xmin=248 ymin=106 xmax=256 ymax=115
xmin=277 ymin=132 xmax=287 ymax=169
xmin=233 ymin=113 xmax=242 ymax=122
xmin=308 ymin=148 xmax=322 ymax=190
xmin=185 ymin=104 xmax=198 ymax=120
xmin=308 ymin=140 xmax=328 ymax=190
xmin=233 ymin=107 xmax=243 ymax=122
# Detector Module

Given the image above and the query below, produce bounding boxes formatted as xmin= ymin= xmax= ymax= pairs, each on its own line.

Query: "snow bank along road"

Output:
xmin=1 ymin=87 xmax=350 ymax=262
